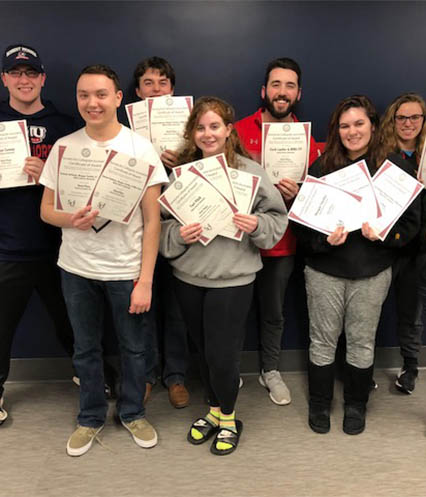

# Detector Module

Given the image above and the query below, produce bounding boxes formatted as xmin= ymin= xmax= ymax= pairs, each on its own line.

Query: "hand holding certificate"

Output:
xmin=288 ymin=175 xmax=363 ymax=235
xmin=262 ymin=121 xmax=311 ymax=184
xmin=0 ymin=119 xmax=32 ymax=189
xmin=172 ymin=154 xmax=261 ymax=241
xmin=158 ymin=165 xmax=238 ymax=246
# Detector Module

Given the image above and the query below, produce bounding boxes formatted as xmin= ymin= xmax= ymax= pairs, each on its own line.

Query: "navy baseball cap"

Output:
xmin=2 ymin=44 xmax=44 ymax=73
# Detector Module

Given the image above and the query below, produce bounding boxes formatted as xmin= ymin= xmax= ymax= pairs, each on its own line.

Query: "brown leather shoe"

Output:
xmin=168 ymin=383 xmax=189 ymax=409
xmin=144 ymin=382 xmax=153 ymax=404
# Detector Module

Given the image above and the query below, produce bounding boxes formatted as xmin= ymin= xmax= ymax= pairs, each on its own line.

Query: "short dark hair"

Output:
xmin=133 ymin=56 xmax=175 ymax=90
xmin=264 ymin=57 xmax=302 ymax=87
xmin=78 ymin=64 xmax=121 ymax=92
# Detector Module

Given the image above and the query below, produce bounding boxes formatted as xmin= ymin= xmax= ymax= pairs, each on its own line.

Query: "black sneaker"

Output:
xmin=395 ymin=368 xmax=418 ymax=394
xmin=370 ymin=378 xmax=378 ymax=391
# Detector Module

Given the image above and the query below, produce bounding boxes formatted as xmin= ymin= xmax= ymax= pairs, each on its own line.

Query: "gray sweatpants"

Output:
xmin=305 ymin=266 xmax=392 ymax=369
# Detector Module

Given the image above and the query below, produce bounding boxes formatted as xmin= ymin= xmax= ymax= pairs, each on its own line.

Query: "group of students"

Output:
xmin=0 ymin=43 xmax=425 ymax=457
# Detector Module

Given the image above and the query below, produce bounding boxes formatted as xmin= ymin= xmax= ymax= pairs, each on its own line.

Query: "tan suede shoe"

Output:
xmin=168 ymin=383 xmax=189 ymax=408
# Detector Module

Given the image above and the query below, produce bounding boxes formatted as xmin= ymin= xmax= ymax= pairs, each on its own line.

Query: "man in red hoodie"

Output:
xmin=235 ymin=57 xmax=320 ymax=405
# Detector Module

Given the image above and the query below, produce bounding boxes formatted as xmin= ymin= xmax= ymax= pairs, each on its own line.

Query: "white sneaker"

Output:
xmin=0 ymin=397 xmax=8 ymax=425
xmin=239 ymin=377 xmax=244 ymax=389
xmin=259 ymin=370 xmax=291 ymax=405
xmin=122 ymin=418 xmax=158 ymax=448
xmin=66 ymin=424 xmax=104 ymax=457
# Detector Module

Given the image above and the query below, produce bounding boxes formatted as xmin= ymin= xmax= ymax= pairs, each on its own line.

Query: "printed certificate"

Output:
xmin=370 ymin=160 xmax=424 ymax=241
xmin=159 ymin=165 xmax=237 ymax=246
xmin=173 ymin=153 xmax=235 ymax=204
xmin=125 ymin=100 xmax=150 ymax=140
xmin=289 ymin=176 xmax=363 ymax=235
xmin=88 ymin=150 xmax=156 ymax=224
xmin=417 ymin=142 xmax=426 ymax=183
xmin=218 ymin=168 xmax=262 ymax=241
xmin=321 ymin=160 xmax=381 ymax=221
xmin=262 ymin=121 xmax=311 ymax=184
xmin=55 ymin=145 xmax=107 ymax=213
xmin=148 ymin=96 xmax=193 ymax=154
xmin=0 ymin=119 xmax=32 ymax=189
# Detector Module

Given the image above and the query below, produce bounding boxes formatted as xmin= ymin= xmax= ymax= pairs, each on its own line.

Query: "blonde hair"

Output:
xmin=377 ymin=93 xmax=426 ymax=166
xmin=177 ymin=96 xmax=249 ymax=169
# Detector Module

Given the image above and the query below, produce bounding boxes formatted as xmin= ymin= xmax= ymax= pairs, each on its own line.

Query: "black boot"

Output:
xmin=343 ymin=363 xmax=373 ymax=435
xmin=308 ymin=361 xmax=335 ymax=434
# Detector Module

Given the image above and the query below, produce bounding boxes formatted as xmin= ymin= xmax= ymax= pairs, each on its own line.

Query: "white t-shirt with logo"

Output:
xmin=40 ymin=125 xmax=168 ymax=281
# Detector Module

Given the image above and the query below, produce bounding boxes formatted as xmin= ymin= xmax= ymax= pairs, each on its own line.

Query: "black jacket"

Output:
xmin=292 ymin=153 xmax=421 ymax=279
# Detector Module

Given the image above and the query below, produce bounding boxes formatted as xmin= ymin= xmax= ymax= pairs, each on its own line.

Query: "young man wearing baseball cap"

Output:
xmin=0 ymin=44 xmax=75 ymax=425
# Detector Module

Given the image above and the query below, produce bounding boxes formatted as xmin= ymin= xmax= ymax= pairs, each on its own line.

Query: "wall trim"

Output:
xmin=7 ymin=347 xmax=426 ymax=382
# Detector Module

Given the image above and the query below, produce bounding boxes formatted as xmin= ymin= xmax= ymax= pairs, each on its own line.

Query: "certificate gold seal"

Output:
xmin=174 ymin=181 xmax=183 ymax=190
xmin=81 ymin=148 xmax=91 ymax=158
xmin=128 ymin=158 xmax=137 ymax=167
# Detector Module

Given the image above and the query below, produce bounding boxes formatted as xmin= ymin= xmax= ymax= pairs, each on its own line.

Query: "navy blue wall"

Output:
xmin=2 ymin=1 xmax=425 ymax=358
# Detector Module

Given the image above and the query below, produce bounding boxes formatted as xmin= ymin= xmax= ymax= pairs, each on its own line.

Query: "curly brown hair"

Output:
xmin=177 ymin=96 xmax=249 ymax=169
xmin=321 ymin=95 xmax=380 ymax=174
xmin=376 ymin=93 xmax=426 ymax=167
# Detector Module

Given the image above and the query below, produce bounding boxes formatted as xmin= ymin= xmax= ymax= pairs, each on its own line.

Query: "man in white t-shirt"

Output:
xmin=40 ymin=64 xmax=168 ymax=457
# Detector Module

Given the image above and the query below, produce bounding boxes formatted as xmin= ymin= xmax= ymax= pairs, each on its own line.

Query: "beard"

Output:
xmin=263 ymin=93 xmax=298 ymax=120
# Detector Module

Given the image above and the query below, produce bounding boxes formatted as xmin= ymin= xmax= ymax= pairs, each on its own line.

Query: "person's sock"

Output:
xmin=216 ymin=411 xmax=237 ymax=451
xmin=190 ymin=407 xmax=220 ymax=441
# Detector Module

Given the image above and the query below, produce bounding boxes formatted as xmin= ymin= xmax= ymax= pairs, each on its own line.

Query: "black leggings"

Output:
xmin=174 ymin=278 xmax=253 ymax=414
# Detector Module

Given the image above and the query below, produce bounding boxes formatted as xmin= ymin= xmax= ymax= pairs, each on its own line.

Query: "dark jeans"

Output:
xmin=174 ymin=278 xmax=253 ymax=414
xmin=256 ymin=255 xmax=295 ymax=371
xmin=145 ymin=256 xmax=188 ymax=386
xmin=0 ymin=260 xmax=74 ymax=398
xmin=393 ymin=254 xmax=424 ymax=361
xmin=61 ymin=270 xmax=147 ymax=427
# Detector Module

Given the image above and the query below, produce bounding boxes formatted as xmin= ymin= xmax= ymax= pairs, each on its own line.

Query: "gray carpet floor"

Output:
xmin=1 ymin=369 xmax=425 ymax=497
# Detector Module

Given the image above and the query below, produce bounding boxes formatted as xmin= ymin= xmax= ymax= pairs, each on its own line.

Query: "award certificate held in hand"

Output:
xmin=173 ymin=153 xmax=235 ymax=204
xmin=54 ymin=145 xmax=107 ymax=213
xmin=125 ymin=100 xmax=150 ymax=140
xmin=262 ymin=121 xmax=311 ymax=184
xmin=0 ymin=119 xmax=32 ymax=189
xmin=159 ymin=165 xmax=238 ymax=246
xmin=321 ymin=160 xmax=381 ymax=221
xmin=370 ymin=160 xmax=424 ymax=241
xmin=148 ymin=95 xmax=193 ymax=155
xmin=88 ymin=150 xmax=156 ymax=224
xmin=289 ymin=176 xmax=363 ymax=235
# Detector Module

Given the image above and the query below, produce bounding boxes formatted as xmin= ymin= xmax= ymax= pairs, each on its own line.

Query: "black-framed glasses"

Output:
xmin=395 ymin=114 xmax=425 ymax=124
xmin=6 ymin=69 xmax=40 ymax=79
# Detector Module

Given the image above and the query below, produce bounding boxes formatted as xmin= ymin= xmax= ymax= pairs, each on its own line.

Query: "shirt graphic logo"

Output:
xmin=29 ymin=125 xmax=47 ymax=144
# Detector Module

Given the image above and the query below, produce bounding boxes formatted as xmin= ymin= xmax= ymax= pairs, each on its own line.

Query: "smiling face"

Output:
xmin=338 ymin=107 xmax=374 ymax=160
xmin=1 ymin=64 xmax=45 ymax=111
xmin=261 ymin=68 xmax=301 ymax=122
xmin=395 ymin=101 xmax=424 ymax=150
xmin=135 ymin=68 xmax=174 ymax=99
xmin=76 ymin=73 xmax=122 ymax=131
xmin=193 ymin=110 xmax=232 ymax=158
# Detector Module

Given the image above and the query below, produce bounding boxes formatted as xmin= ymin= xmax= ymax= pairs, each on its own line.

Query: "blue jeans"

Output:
xmin=61 ymin=270 xmax=147 ymax=427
